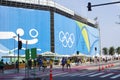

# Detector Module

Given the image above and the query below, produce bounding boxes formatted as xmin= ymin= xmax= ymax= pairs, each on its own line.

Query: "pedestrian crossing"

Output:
xmin=54 ymin=71 xmax=120 ymax=79
xmin=1 ymin=68 xmax=120 ymax=80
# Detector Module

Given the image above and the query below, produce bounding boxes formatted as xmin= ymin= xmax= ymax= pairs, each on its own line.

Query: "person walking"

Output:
xmin=33 ymin=59 xmax=37 ymax=67
xmin=49 ymin=58 xmax=53 ymax=69
xmin=15 ymin=60 xmax=19 ymax=69
xmin=28 ymin=59 xmax=32 ymax=70
xmin=42 ymin=58 xmax=47 ymax=72
xmin=0 ymin=59 xmax=4 ymax=73
xmin=38 ymin=58 xmax=43 ymax=71
xmin=66 ymin=58 xmax=71 ymax=71
xmin=61 ymin=57 xmax=66 ymax=71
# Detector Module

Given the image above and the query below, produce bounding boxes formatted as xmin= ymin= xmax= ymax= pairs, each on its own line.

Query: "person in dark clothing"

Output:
xmin=33 ymin=59 xmax=37 ymax=67
xmin=61 ymin=57 xmax=66 ymax=71
xmin=28 ymin=59 xmax=32 ymax=69
xmin=16 ymin=60 xmax=19 ymax=69
xmin=0 ymin=59 xmax=4 ymax=73
xmin=38 ymin=58 xmax=43 ymax=71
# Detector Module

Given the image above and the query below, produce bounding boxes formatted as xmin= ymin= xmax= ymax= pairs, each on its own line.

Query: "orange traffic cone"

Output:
xmin=105 ymin=65 xmax=108 ymax=68
xmin=111 ymin=64 xmax=112 ymax=67
xmin=50 ymin=69 xmax=53 ymax=80
xmin=98 ymin=66 xmax=101 ymax=71
xmin=102 ymin=66 xmax=104 ymax=70
xmin=112 ymin=64 xmax=114 ymax=66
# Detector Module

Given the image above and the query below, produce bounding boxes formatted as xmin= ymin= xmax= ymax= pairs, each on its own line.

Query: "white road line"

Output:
xmin=61 ymin=74 xmax=72 ymax=77
xmin=80 ymin=72 xmax=97 ymax=77
xmin=100 ymin=73 xmax=114 ymax=78
xmin=53 ymin=72 xmax=68 ymax=77
xmin=89 ymin=72 xmax=104 ymax=77
xmin=70 ymin=73 xmax=81 ymax=77
xmin=110 ymin=74 xmax=120 ymax=79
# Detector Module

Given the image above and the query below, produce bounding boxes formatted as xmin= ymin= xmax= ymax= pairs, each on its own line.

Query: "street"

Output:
xmin=53 ymin=69 xmax=120 ymax=80
xmin=51 ymin=62 xmax=120 ymax=80
xmin=0 ymin=61 xmax=120 ymax=80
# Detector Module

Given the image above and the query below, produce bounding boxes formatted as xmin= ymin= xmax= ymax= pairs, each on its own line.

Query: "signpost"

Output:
xmin=31 ymin=48 xmax=37 ymax=59
xmin=25 ymin=49 xmax=30 ymax=60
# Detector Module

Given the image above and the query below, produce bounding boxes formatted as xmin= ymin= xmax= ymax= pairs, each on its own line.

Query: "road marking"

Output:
xmin=100 ymin=73 xmax=114 ymax=78
xmin=70 ymin=73 xmax=81 ymax=77
xmin=53 ymin=72 xmax=68 ymax=77
xmin=110 ymin=74 xmax=120 ymax=79
xmin=40 ymin=73 xmax=49 ymax=76
xmin=89 ymin=72 xmax=104 ymax=77
xmin=80 ymin=72 xmax=97 ymax=77
xmin=61 ymin=74 xmax=72 ymax=77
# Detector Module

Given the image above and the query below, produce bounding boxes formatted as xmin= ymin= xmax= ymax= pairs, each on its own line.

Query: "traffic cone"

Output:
xmin=98 ymin=66 xmax=101 ymax=71
xmin=108 ymin=64 xmax=110 ymax=68
xmin=50 ymin=69 xmax=53 ymax=80
xmin=102 ymin=66 xmax=104 ymax=70
xmin=109 ymin=64 xmax=111 ymax=67
xmin=111 ymin=64 xmax=112 ymax=67
xmin=112 ymin=64 xmax=114 ymax=66
xmin=105 ymin=65 xmax=108 ymax=68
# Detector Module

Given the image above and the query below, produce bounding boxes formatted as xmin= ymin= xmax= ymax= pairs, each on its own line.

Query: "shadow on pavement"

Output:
xmin=23 ymin=77 xmax=42 ymax=80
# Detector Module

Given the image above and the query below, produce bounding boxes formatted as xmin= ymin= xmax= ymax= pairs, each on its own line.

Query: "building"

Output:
xmin=0 ymin=0 xmax=100 ymax=60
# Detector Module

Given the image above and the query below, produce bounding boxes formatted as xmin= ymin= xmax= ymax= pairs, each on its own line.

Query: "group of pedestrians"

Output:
xmin=27 ymin=57 xmax=72 ymax=72
xmin=0 ymin=57 xmax=72 ymax=73
xmin=27 ymin=58 xmax=53 ymax=72
xmin=61 ymin=57 xmax=71 ymax=71
xmin=38 ymin=58 xmax=48 ymax=72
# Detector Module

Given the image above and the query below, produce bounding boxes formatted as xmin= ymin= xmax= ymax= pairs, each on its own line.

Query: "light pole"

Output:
xmin=94 ymin=17 xmax=102 ymax=71
xmin=18 ymin=34 xmax=20 ymax=73
xmin=13 ymin=36 xmax=17 ymax=71
xmin=13 ymin=36 xmax=16 ymax=63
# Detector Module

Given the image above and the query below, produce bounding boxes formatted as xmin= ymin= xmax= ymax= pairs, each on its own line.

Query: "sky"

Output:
xmin=53 ymin=0 xmax=120 ymax=49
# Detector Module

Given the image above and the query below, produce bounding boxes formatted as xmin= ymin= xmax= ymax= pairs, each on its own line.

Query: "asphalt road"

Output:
xmin=50 ymin=63 xmax=120 ymax=80
xmin=0 ymin=61 xmax=120 ymax=80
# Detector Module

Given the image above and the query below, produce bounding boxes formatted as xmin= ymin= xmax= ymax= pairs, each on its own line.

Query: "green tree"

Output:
xmin=109 ymin=47 xmax=115 ymax=55
xmin=102 ymin=47 xmax=108 ymax=55
xmin=116 ymin=47 xmax=120 ymax=55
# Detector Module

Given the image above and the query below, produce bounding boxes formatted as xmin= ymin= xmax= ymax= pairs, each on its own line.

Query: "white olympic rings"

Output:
xmin=59 ymin=31 xmax=75 ymax=48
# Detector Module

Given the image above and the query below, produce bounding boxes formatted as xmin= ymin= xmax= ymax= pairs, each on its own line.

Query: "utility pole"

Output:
xmin=17 ymin=34 xmax=22 ymax=73
xmin=13 ymin=36 xmax=16 ymax=69
xmin=94 ymin=17 xmax=102 ymax=70
xmin=17 ymin=34 xmax=20 ymax=73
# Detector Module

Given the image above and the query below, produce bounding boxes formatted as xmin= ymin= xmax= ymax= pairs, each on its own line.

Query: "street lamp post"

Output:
xmin=97 ymin=21 xmax=102 ymax=63
xmin=18 ymin=34 xmax=20 ymax=73
xmin=94 ymin=17 xmax=102 ymax=71
xmin=13 ymin=36 xmax=16 ymax=63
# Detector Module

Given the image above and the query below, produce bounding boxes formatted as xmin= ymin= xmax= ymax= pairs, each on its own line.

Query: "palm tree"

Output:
xmin=102 ymin=47 xmax=108 ymax=55
xmin=109 ymin=47 xmax=115 ymax=55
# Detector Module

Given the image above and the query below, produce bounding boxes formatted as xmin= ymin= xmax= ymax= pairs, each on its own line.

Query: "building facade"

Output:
xmin=0 ymin=0 xmax=99 ymax=59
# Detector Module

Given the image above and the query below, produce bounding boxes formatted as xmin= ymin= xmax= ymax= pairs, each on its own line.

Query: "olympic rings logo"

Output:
xmin=59 ymin=31 xmax=75 ymax=48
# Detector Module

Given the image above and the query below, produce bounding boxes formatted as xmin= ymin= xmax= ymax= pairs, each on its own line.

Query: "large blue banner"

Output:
xmin=54 ymin=13 xmax=77 ymax=55
xmin=76 ymin=21 xmax=99 ymax=56
xmin=54 ymin=13 xmax=99 ymax=56
xmin=0 ymin=6 xmax=50 ymax=57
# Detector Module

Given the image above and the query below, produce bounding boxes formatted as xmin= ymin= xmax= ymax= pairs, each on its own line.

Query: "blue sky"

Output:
xmin=53 ymin=0 xmax=120 ymax=49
